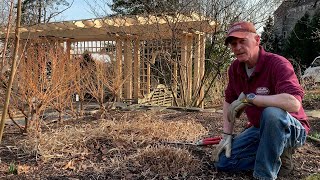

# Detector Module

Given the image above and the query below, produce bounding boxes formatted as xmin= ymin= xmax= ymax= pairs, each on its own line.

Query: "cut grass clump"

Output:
xmin=123 ymin=145 xmax=202 ymax=178
xmin=16 ymin=112 xmax=208 ymax=162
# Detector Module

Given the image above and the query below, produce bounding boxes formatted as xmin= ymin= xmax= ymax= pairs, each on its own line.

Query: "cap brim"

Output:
xmin=224 ymin=31 xmax=251 ymax=45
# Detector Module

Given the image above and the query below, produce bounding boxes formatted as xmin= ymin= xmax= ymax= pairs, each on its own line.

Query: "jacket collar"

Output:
xmin=236 ymin=46 xmax=267 ymax=78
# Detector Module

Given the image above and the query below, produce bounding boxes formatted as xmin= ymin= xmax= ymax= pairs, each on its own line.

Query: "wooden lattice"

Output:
xmin=70 ymin=41 xmax=116 ymax=57
xmin=138 ymin=84 xmax=173 ymax=106
xmin=139 ymin=39 xmax=181 ymax=97
xmin=58 ymin=35 xmax=204 ymax=107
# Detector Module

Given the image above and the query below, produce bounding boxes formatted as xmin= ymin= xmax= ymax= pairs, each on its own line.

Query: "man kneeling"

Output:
xmin=212 ymin=21 xmax=310 ymax=180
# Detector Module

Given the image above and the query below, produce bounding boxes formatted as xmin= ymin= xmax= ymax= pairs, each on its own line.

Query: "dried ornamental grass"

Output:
xmin=16 ymin=112 xmax=208 ymax=162
xmin=17 ymin=121 xmax=117 ymax=162
xmin=124 ymin=145 xmax=202 ymax=177
xmin=108 ymin=113 xmax=209 ymax=142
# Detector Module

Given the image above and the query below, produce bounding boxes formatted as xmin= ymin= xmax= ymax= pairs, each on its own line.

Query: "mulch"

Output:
xmin=0 ymin=107 xmax=319 ymax=180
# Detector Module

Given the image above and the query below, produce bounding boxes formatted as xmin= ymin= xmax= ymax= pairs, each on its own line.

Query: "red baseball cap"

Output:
xmin=225 ymin=21 xmax=257 ymax=45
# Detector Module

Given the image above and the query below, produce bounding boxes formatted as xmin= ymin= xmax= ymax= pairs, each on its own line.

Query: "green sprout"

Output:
xmin=310 ymin=132 xmax=320 ymax=139
xmin=8 ymin=162 xmax=17 ymax=175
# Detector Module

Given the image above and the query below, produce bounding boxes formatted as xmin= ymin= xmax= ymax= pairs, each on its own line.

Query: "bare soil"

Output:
xmin=0 ymin=104 xmax=319 ymax=180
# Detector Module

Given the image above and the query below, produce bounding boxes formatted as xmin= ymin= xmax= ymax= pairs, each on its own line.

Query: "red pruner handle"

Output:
xmin=203 ymin=136 xmax=222 ymax=142
xmin=196 ymin=136 xmax=222 ymax=146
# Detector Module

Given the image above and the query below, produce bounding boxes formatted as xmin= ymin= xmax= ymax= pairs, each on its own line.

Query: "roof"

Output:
xmin=1 ymin=13 xmax=216 ymax=41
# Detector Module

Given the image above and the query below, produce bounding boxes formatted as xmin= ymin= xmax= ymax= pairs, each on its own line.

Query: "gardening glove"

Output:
xmin=212 ymin=134 xmax=233 ymax=162
xmin=227 ymin=92 xmax=251 ymax=124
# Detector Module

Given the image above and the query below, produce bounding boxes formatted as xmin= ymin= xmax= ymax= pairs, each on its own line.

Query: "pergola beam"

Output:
xmin=1 ymin=13 xmax=216 ymax=41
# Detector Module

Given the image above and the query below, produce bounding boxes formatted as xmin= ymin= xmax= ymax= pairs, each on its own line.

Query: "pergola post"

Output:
xmin=193 ymin=34 xmax=201 ymax=105
xmin=115 ymin=38 xmax=123 ymax=102
xmin=180 ymin=34 xmax=187 ymax=105
xmin=186 ymin=34 xmax=193 ymax=105
xmin=123 ymin=37 xmax=133 ymax=99
xmin=172 ymin=58 xmax=178 ymax=99
xmin=199 ymin=35 xmax=206 ymax=108
xmin=146 ymin=45 xmax=151 ymax=94
xmin=133 ymin=38 xmax=140 ymax=101
xmin=66 ymin=40 xmax=71 ymax=61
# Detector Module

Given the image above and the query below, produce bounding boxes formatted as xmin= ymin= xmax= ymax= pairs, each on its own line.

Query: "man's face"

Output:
xmin=229 ymin=33 xmax=260 ymax=64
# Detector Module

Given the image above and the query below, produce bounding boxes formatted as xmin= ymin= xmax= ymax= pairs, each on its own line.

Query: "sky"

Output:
xmin=53 ymin=0 xmax=112 ymax=21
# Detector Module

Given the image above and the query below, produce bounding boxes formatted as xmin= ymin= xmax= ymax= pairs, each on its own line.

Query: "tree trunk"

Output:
xmin=37 ymin=0 xmax=42 ymax=24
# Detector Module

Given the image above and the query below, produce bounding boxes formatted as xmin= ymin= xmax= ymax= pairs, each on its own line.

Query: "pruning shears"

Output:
xmin=164 ymin=136 xmax=222 ymax=146
xmin=196 ymin=136 xmax=222 ymax=146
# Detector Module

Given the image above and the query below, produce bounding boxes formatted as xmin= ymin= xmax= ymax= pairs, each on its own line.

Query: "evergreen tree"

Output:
xmin=282 ymin=12 xmax=312 ymax=67
xmin=260 ymin=16 xmax=277 ymax=52
xmin=309 ymin=8 xmax=320 ymax=65
xmin=21 ymin=0 xmax=70 ymax=25
xmin=108 ymin=0 xmax=147 ymax=15
xmin=272 ymin=33 xmax=281 ymax=54
xmin=108 ymin=0 xmax=188 ymax=15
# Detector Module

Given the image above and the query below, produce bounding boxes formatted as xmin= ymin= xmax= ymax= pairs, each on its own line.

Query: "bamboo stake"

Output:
xmin=0 ymin=0 xmax=22 ymax=143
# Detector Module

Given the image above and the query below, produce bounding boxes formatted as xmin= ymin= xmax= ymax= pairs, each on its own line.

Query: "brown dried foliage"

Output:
xmin=124 ymin=145 xmax=202 ymax=177
xmin=16 ymin=112 xmax=208 ymax=163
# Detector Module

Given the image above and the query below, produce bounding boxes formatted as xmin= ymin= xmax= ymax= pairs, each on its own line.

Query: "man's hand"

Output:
xmin=227 ymin=92 xmax=250 ymax=123
xmin=212 ymin=134 xmax=233 ymax=162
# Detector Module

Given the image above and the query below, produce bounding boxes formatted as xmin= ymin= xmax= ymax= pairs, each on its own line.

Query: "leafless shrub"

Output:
xmin=8 ymin=39 xmax=78 ymax=135
xmin=205 ymin=73 xmax=228 ymax=108
xmin=49 ymin=45 xmax=79 ymax=123
xmin=81 ymin=54 xmax=127 ymax=117
xmin=71 ymin=56 xmax=86 ymax=117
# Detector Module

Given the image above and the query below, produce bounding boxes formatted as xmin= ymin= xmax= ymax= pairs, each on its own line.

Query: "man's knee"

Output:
xmin=261 ymin=107 xmax=288 ymax=127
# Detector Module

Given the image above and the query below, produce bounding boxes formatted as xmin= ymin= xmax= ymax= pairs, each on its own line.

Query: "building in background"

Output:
xmin=274 ymin=0 xmax=320 ymax=38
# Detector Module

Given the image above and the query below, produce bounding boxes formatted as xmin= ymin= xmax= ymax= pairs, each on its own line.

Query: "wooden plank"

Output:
xmin=123 ymin=37 xmax=133 ymax=99
xmin=115 ymin=38 xmax=123 ymax=101
xmin=186 ymin=35 xmax=193 ymax=104
xmin=193 ymin=34 xmax=200 ymax=101
xmin=180 ymin=35 xmax=187 ymax=103
xmin=146 ymin=44 xmax=151 ymax=94
xmin=138 ymin=84 xmax=173 ymax=106
xmin=133 ymin=38 xmax=140 ymax=100
xmin=173 ymin=59 xmax=178 ymax=96
xmin=199 ymin=35 xmax=205 ymax=108
xmin=66 ymin=40 xmax=71 ymax=61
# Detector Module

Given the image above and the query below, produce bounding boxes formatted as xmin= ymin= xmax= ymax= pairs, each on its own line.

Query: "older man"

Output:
xmin=212 ymin=21 xmax=310 ymax=180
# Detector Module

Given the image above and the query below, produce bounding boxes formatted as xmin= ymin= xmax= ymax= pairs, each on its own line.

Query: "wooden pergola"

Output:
xmin=1 ymin=12 xmax=216 ymax=107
